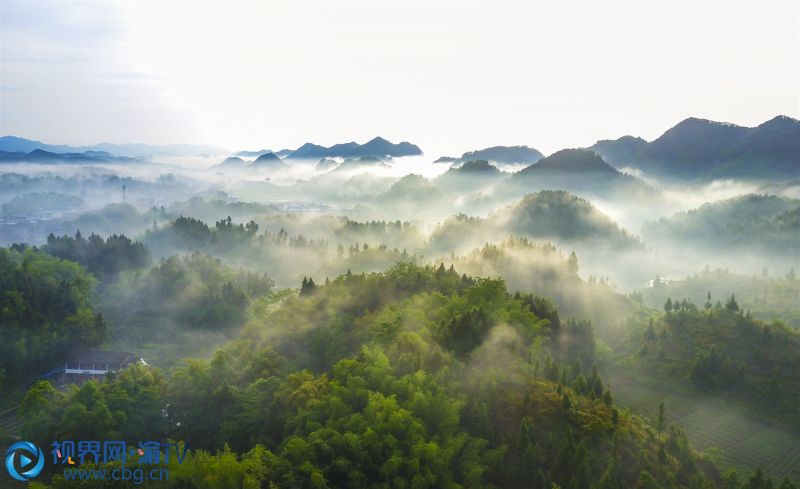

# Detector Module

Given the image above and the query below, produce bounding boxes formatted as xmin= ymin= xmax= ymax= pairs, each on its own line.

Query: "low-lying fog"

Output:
xmin=2 ymin=152 xmax=799 ymax=294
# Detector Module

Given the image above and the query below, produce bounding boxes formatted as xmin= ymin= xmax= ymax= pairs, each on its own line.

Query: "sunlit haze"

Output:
xmin=1 ymin=0 xmax=798 ymax=154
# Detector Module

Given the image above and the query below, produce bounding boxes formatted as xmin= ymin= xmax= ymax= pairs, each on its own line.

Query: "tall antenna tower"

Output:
xmin=122 ymin=185 xmax=127 ymax=202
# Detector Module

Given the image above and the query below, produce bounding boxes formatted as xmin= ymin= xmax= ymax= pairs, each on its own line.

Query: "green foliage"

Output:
xmin=318 ymin=243 xmax=419 ymax=279
xmin=631 ymin=296 xmax=800 ymax=429
xmin=103 ymin=252 xmax=273 ymax=331
xmin=22 ymin=263 xmax=725 ymax=488
xmin=0 ymin=247 xmax=105 ymax=383
xmin=427 ymin=191 xmax=642 ymax=256
xmin=642 ymin=194 xmax=800 ymax=256
xmin=446 ymin=238 xmax=645 ymax=339
xmin=43 ymin=231 xmax=151 ymax=277
xmin=639 ymin=268 xmax=800 ymax=329
xmin=334 ymin=218 xmax=419 ymax=246
xmin=690 ymin=346 xmax=745 ymax=390
xmin=142 ymin=215 xmax=328 ymax=287
xmin=299 ymin=277 xmax=317 ymax=296
xmin=20 ymin=364 xmax=167 ymax=443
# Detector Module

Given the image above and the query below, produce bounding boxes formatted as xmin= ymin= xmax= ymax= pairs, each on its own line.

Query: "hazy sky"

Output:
xmin=1 ymin=0 xmax=798 ymax=155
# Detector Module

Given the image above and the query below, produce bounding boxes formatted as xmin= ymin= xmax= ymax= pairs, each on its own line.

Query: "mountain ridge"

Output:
xmin=0 ymin=135 xmax=223 ymax=157
xmin=0 ymin=148 xmax=140 ymax=164
xmin=435 ymin=145 xmax=544 ymax=165
xmin=287 ymin=136 xmax=422 ymax=159
xmin=591 ymin=115 xmax=800 ymax=180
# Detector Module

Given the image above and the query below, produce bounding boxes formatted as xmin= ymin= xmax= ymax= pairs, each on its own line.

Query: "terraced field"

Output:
xmin=611 ymin=371 xmax=800 ymax=482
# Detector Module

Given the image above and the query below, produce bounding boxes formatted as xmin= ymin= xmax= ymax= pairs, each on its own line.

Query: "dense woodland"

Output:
xmin=43 ymin=232 xmax=151 ymax=277
xmin=638 ymin=268 xmax=800 ymax=329
xmin=2 ymin=234 xmax=798 ymax=487
xmin=0 ymin=247 xmax=105 ymax=393
xmin=642 ymin=195 xmax=800 ymax=256
xmin=18 ymin=264 xmax=734 ymax=488
xmin=626 ymin=296 xmax=800 ymax=428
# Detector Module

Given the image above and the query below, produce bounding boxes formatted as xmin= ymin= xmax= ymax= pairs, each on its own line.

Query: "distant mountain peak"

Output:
xmin=587 ymin=115 xmax=800 ymax=180
xmin=234 ymin=149 xmax=272 ymax=158
xmin=251 ymin=152 xmax=285 ymax=168
xmin=596 ymin=135 xmax=647 ymax=144
xmin=213 ymin=156 xmax=249 ymax=169
xmin=675 ymin=117 xmax=744 ymax=129
xmin=633 ymin=115 xmax=799 ymax=179
xmin=459 ymin=145 xmax=543 ymax=164
xmin=452 ymin=159 xmax=500 ymax=174
xmin=758 ymin=114 xmax=800 ymax=128
xmin=287 ymin=137 xmax=421 ymax=159
xmin=254 ymin=152 xmax=280 ymax=161
xmin=521 ymin=148 xmax=619 ymax=175
xmin=295 ymin=142 xmax=325 ymax=152
xmin=0 ymin=135 xmax=221 ymax=157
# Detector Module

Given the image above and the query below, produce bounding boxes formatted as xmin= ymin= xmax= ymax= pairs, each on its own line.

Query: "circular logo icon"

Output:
xmin=5 ymin=441 xmax=45 ymax=481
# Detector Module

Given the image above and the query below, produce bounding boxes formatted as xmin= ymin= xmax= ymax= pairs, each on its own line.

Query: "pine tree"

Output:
xmin=567 ymin=251 xmax=579 ymax=275
xmin=745 ymin=468 xmax=767 ymax=489
xmin=657 ymin=443 xmax=667 ymax=464
xmin=645 ymin=319 xmax=657 ymax=341
xmin=299 ymin=277 xmax=317 ymax=296
xmin=725 ymin=294 xmax=740 ymax=312
xmin=603 ymin=389 xmax=613 ymax=407
xmin=561 ymin=394 xmax=572 ymax=413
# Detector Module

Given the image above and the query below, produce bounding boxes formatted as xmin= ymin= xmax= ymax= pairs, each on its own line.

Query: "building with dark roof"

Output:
xmin=64 ymin=351 xmax=145 ymax=376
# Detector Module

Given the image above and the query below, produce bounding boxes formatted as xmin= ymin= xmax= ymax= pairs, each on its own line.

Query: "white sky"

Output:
xmin=1 ymin=0 xmax=798 ymax=156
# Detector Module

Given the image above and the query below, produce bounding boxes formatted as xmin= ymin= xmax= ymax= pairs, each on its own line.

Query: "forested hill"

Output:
xmin=20 ymin=263 xmax=725 ymax=488
xmin=43 ymin=232 xmax=151 ymax=277
xmin=637 ymin=267 xmax=800 ymax=329
xmin=589 ymin=136 xmax=649 ymax=168
xmin=518 ymin=149 xmax=619 ymax=175
xmin=141 ymin=215 xmax=328 ymax=287
xmin=627 ymin=296 xmax=800 ymax=429
xmin=427 ymin=190 xmax=642 ymax=256
xmin=0 ymin=247 xmax=105 ymax=394
xmin=493 ymin=190 xmax=642 ymax=249
xmin=642 ymin=194 xmax=800 ymax=256
xmin=458 ymin=145 xmax=544 ymax=164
